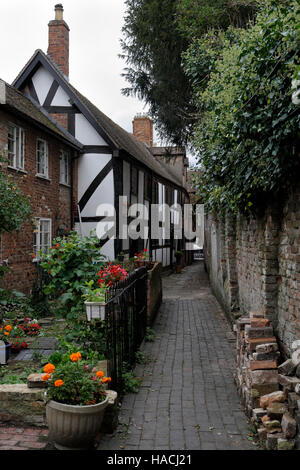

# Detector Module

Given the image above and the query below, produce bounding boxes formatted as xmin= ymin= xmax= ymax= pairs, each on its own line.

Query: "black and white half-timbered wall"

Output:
xmin=12 ymin=4 xmax=191 ymax=267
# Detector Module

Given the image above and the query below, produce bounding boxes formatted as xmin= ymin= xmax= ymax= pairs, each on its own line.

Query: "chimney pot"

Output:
xmin=54 ymin=4 xmax=64 ymax=21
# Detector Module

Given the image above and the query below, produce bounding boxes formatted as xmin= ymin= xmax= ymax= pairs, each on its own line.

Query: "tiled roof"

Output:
xmin=13 ymin=50 xmax=185 ymax=188
xmin=2 ymin=80 xmax=82 ymax=149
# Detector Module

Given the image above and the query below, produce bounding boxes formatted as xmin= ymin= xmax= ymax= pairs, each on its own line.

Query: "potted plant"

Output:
xmin=0 ymin=323 xmax=12 ymax=364
xmin=134 ymin=249 xmax=149 ymax=268
xmin=82 ymin=280 xmax=107 ymax=322
xmin=44 ymin=352 xmax=111 ymax=450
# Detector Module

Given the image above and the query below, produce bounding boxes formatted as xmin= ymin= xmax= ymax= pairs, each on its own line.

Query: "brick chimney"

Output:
xmin=48 ymin=4 xmax=70 ymax=77
xmin=132 ymin=115 xmax=153 ymax=148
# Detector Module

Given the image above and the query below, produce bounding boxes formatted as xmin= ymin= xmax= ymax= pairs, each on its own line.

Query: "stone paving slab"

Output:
xmin=98 ymin=261 xmax=257 ymax=451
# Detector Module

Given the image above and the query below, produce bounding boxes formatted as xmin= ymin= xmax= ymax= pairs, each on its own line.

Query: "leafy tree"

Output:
xmin=183 ymin=0 xmax=300 ymax=213
xmin=120 ymin=0 xmax=259 ymax=145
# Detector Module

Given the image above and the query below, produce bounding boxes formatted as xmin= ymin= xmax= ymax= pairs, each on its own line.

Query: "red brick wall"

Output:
xmin=47 ymin=20 xmax=69 ymax=77
xmin=132 ymin=116 xmax=153 ymax=147
xmin=0 ymin=109 xmax=75 ymax=294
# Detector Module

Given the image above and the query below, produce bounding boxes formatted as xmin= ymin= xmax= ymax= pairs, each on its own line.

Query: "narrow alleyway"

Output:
xmin=98 ymin=260 xmax=256 ymax=451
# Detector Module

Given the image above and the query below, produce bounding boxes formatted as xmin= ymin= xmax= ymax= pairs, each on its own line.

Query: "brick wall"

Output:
xmin=0 ymin=109 xmax=76 ymax=294
xmin=204 ymin=182 xmax=300 ymax=355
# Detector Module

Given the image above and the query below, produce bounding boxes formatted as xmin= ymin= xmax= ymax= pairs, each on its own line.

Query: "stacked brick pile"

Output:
xmin=235 ymin=311 xmax=300 ymax=450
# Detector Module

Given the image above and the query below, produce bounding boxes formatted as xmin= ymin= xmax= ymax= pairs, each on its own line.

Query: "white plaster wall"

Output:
xmin=51 ymin=85 xmax=71 ymax=106
xmin=78 ymin=153 xmax=112 ymax=201
xmin=32 ymin=67 xmax=54 ymax=105
xmin=75 ymin=114 xmax=108 ymax=145
xmin=75 ymin=221 xmax=114 ymax=261
xmin=82 ymin=170 xmax=114 ymax=217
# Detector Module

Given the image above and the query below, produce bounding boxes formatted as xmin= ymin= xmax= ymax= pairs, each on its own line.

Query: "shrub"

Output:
xmin=40 ymin=231 xmax=106 ymax=317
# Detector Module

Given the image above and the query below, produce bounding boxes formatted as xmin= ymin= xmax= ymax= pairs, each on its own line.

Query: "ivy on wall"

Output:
xmin=183 ymin=0 xmax=300 ymax=213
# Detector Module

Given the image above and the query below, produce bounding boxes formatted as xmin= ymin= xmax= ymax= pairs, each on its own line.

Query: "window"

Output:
xmin=36 ymin=139 xmax=48 ymax=178
xmin=59 ymin=151 xmax=69 ymax=185
xmin=8 ymin=124 xmax=25 ymax=170
xmin=33 ymin=218 xmax=52 ymax=259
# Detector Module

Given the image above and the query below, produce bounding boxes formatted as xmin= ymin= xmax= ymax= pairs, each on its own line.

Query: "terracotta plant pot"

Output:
xmin=175 ymin=265 xmax=182 ymax=274
xmin=46 ymin=396 xmax=109 ymax=450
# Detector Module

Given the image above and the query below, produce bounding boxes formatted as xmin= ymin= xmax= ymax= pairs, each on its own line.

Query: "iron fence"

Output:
xmin=104 ymin=266 xmax=148 ymax=393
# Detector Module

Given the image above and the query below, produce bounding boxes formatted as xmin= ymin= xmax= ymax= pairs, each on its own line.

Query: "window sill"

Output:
xmin=59 ymin=182 xmax=71 ymax=188
xmin=32 ymin=258 xmax=40 ymax=263
xmin=35 ymin=174 xmax=51 ymax=182
xmin=7 ymin=166 xmax=27 ymax=174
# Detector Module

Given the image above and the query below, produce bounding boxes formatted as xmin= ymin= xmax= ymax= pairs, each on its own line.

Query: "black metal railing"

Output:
xmin=104 ymin=266 xmax=148 ymax=393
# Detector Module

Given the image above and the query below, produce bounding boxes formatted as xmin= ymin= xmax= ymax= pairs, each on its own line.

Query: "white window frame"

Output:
xmin=33 ymin=218 xmax=52 ymax=260
xmin=36 ymin=139 xmax=49 ymax=178
xmin=7 ymin=123 xmax=25 ymax=170
xmin=59 ymin=150 xmax=69 ymax=185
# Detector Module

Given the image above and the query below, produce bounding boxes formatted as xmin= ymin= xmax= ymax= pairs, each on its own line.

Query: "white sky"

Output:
xmin=0 ymin=0 xmax=196 ymax=163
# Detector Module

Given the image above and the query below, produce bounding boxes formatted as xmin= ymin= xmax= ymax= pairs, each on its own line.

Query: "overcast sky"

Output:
xmin=0 ymin=1 xmax=151 ymax=134
xmin=0 ymin=0 xmax=196 ymax=163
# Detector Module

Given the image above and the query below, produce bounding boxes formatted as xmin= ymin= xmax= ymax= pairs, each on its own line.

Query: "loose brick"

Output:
xmin=246 ymin=337 xmax=277 ymax=352
xmin=260 ymin=391 xmax=285 ymax=409
xmin=278 ymin=375 xmax=300 ymax=392
xmin=249 ymin=360 xmax=277 ymax=371
xmin=281 ymin=413 xmax=297 ymax=439
xmin=250 ymin=318 xmax=270 ymax=328
xmin=250 ymin=369 xmax=278 ymax=386
xmin=245 ymin=325 xmax=274 ymax=339
xmin=256 ymin=343 xmax=278 ymax=354
xmin=278 ymin=359 xmax=296 ymax=376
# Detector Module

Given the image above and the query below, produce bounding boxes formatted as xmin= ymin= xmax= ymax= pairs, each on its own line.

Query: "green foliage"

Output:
xmin=121 ymin=0 xmax=195 ymax=145
xmin=135 ymin=350 xmax=150 ymax=364
xmin=0 ymin=367 xmax=36 ymax=384
xmin=145 ymin=327 xmax=155 ymax=342
xmin=121 ymin=362 xmax=142 ymax=393
xmin=45 ymin=358 xmax=108 ymax=406
xmin=60 ymin=319 xmax=107 ymax=357
xmin=0 ymin=162 xmax=32 ymax=233
xmin=176 ymin=0 xmax=259 ymax=39
xmin=121 ymin=0 xmax=260 ymax=144
xmin=184 ymin=0 xmax=300 ymax=213
xmin=40 ymin=230 xmax=106 ymax=317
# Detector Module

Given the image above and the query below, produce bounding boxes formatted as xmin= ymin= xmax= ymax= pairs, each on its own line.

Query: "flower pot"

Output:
xmin=46 ymin=396 xmax=109 ymax=450
xmin=0 ymin=341 xmax=12 ymax=365
xmin=84 ymin=301 xmax=106 ymax=322
xmin=175 ymin=265 xmax=182 ymax=274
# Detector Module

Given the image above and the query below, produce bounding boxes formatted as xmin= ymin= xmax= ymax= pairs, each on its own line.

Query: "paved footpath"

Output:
xmin=98 ymin=261 xmax=257 ymax=451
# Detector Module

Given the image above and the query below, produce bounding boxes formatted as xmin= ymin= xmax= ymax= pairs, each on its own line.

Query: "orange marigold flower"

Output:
xmin=4 ymin=332 xmax=9 ymax=336
xmin=4 ymin=325 xmax=12 ymax=332
xmin=43 ymin=363 xmax=55 ymax=374
xmin=54 ymin=379 xmax=64 ymax=387
xmin=96 ymin=370 xmax=104 ymax=378
xmin=42 ymin=373 xmax=50 ymax=381
xmin=102 ymin=377 xmax=112 ymax=384
xmin=56 ymin=243 xmax=60 ymax=248
xmin=70 ymin=352 xmax=81 ymax=362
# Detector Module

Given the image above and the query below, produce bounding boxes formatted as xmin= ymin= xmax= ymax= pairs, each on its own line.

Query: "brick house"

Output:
xmin=1 ymin=4 xmax=192 ymax=294
xmin=11 ymin=4 xmax=191 ymax=268
xmin=0 ymin=80 xmax=81 ymax=293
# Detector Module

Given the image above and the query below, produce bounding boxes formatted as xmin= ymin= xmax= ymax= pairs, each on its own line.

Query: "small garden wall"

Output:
xmin=146 ymin=261 xmax=162 ymax=326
